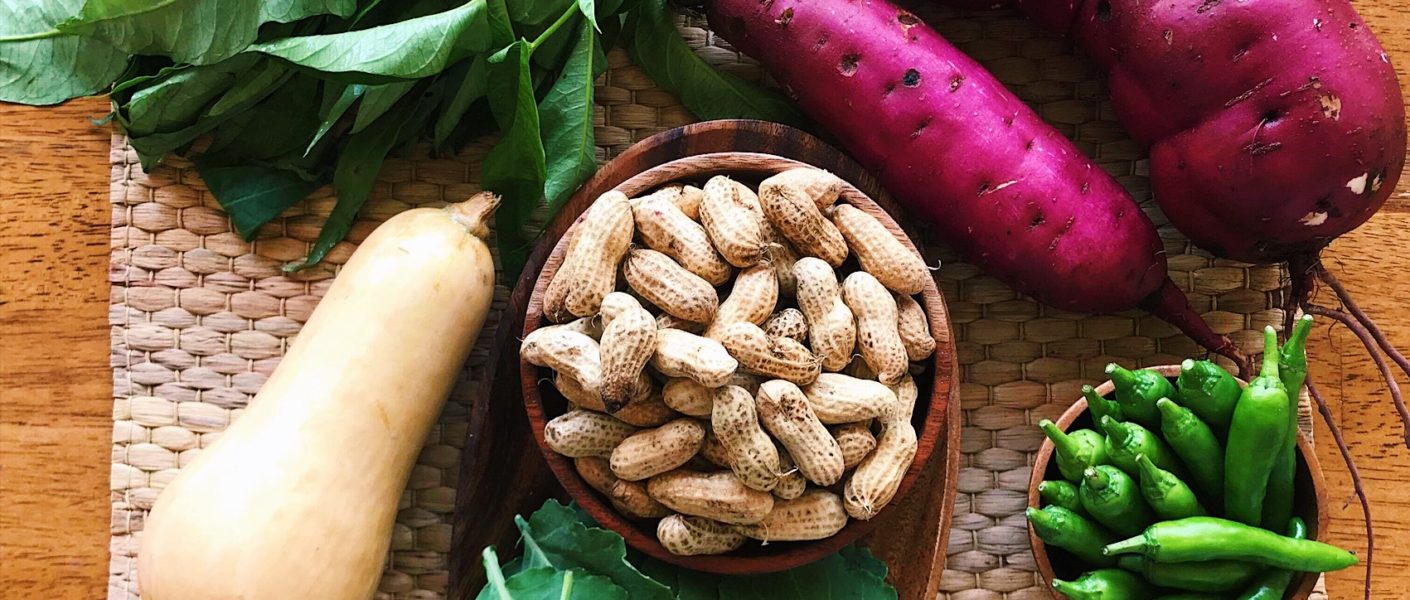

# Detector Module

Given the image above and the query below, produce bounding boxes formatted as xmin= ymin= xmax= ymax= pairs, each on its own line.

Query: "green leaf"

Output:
xmin=197 ymin=159 xmax=321 ymax=239
xmin=351 ymin=80 xmax=416 ymax=133
xmin=481 ymin=40 xmax=545 ymax=275
xmin=305 ymin=82 xmax=365 ymax=155
xmin=508 ymin=569 xmax=628 ymax=600
xmin=508 ymin=501 xmax=674 ymax=600
xmin=625 ymin=0 xmax=806 ymax=127
xmin=506 ymin=0 xmax=571 ymax=26
xmin=485 ymin=0 xmax=514 ymax=46
xmin=713 ymin=550 xmax=897 ymax=600
xmin=55 ymin=0 xmax=357 ymax=65
xmin=248 ymin=1 xmax=492 ymax=81
xmin=577 ymin=0 xmax=597 ymax=29
xmin=205 ymin=75 xmax=324 ymax=162
xmin=119 ymin=54 xmax=262 ymax=136
xmin=433 ymin=55 xmax=489 ymax=147
xmin=0 ymin=0 xmax=128 ymax=105
xmin=286 ymin=79 xmax=439 ymax=270
xmin=538 ymin=20 xmax=599 ymax=214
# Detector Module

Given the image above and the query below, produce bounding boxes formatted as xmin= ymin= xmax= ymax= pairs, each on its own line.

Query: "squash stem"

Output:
xmin=447 ymin=191 xmax=501 ymax=239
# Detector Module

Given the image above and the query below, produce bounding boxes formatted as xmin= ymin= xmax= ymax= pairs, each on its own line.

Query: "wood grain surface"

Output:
xmin=2 ymin=3 xmax=1409 ymax=597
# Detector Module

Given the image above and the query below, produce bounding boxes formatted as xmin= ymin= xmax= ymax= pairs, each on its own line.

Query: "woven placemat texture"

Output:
xmin=106 ymin=8 xmax=1325 ymax=600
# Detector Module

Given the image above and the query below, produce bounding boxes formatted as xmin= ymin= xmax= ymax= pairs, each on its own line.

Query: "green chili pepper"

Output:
xmin=1106 ymin=363 xmax=1173 ymax=429
xmin=1039 ymin=480 xmax=1086 ymax=515
xmin=1154 ymin=595 xmax=1227 ymax=600
xmin=1224 ymin=328 xmax=1292 ymax=527
xmin=1103 ymin=516 xmax=1358 ymax=572
xmin=1026 ymin=505 xmax=1118 ymax=567
xmin=1116 ymin=555 xmax=1261 ymax=593
xmin=1099 ymin=415 xmax=1184 ymax=479
xmin=1176 ymin=358 xmax=1241 ymax=437
xmin=1083 ymin=384 xmax=1126 ymax=425
xmin=1040 ymin=420 xmax=1109 ymax=483
xmin=1264 ymin=315 xmax=1313 ymax=532
xmin=1136 ymin=453 xmax=1206 ymax=520
xmin=1080 ymin=465 xmax=1155 ymax=538
xmin=1051 ymin=568 xmax=1156 ymax=600
xmin=1155 ymin=397 xmax=1224 ymax=507
xmin=1236 ymin=517 xmax=1309 ymax=600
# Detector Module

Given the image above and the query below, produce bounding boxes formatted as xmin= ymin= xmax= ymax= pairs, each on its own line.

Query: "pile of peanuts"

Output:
xmin=523 ymin=168 xmax=936 ymax=556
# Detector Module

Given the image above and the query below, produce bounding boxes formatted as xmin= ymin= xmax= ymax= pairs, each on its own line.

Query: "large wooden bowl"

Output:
xmin=1028 ymin=364 xmax=1329 ymax=599
xmin=521 ymin=150 xmax=959 ymax=574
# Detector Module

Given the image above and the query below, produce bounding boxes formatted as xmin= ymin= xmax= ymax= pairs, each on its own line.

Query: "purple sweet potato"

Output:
xmin=706 ymin=0 xmax=1244 ymax=365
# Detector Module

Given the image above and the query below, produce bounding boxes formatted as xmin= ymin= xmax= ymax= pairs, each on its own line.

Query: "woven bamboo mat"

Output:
xmin=106 ymin=8 xmax=1324 ymax=600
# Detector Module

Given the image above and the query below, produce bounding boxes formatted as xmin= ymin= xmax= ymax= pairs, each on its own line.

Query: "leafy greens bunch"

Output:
xmin=477 ymin=500 xmax=898 ymax=600
xmin=0 ymin=0 xmax=804 ymax=271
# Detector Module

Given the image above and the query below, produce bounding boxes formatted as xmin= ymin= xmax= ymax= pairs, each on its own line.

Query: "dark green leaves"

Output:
xmin=57 ymin=0 xmax=357 ymax=65
xmin=196 ymin=160 xmax=321 ymax=239
xmin=0 ymin=0 xmax=127 ymax=105
xmin=539 ymin=21 xmax=600 ymax=214
xmin=626 ymin=0 xmax=806 ymax=127
xmin=248 ymin=1 xmax=492 ymax=81
xmin=477 ymin=500 xmax=899 ymax=600
xmin=482 ymin=40 xmax=546 ymax=274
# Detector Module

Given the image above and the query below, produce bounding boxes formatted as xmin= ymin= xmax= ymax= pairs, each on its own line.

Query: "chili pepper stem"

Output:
xmin=1102 ymin=537 xmax=1147 ymax=556
xmin=1084 ymin=467 xmax=1109 ymax=491
xmin=1260 ymin=326 xmax=1281 ymax=381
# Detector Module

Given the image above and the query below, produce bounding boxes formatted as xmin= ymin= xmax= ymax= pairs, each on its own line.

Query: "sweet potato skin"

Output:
xmin=948 ymin=0 xmax=1406 ymax=263
xmin=707 ymin=0 xmax=1168 ymax=313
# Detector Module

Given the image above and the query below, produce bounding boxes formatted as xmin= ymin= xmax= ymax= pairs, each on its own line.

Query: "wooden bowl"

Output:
xmin=521 ymin=150 xmax=959 ymax=574
xmin=1028 ymin=364 xmax=1329 ymax=599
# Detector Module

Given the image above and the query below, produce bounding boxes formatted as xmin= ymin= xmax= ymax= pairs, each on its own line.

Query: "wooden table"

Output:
xmin=2 ymin=6 xmax=1408 ymax=597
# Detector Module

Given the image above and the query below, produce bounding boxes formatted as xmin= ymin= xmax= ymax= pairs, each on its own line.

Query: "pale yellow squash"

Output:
xmin=138 ymin=193 xmax=500 ymax=600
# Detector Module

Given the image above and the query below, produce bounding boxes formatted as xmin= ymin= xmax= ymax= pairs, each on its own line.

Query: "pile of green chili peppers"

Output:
xmin=1028 ymin=316 xmax=1359 ymax=599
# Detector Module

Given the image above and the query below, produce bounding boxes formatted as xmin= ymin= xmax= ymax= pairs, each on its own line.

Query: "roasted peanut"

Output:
xmin=889 ymin=374 xmax=918 ymax=426
xmin=699 ymin=176 xmax=769 ymax=267
xmin=651 ymin=328 xmax=738 ymax=388
xmin=647 ymin=470 xmax=774 ymax=525
xmin=719 ymin=322 xmax=820 ymax=385
xmin=663 ymin=378 xmax=714 ymax=417
xmin=842 ymin=271 xmax=908 ymax=385
xmin=759 ymin=170 xmax=848 ymax=267
xmin=556 ymin=372 xmax=670 ymax=427
xmin=843 ymin=356 xmax=878 ymax=380
xmin=544 ymin=410 xmax=637 ymax=458
xmin=638 ymin=184 xmax=704 ymax=221
xmin=522 ymin=327 xmax=603 ymax=394
xmin=739 ymin=490 xmax=849 ymax=542
xmin=802 ymin=373 xmax=898 ymax=424
xmin=543 ymin=191 xmax=634 ymax=321
xmin=831 ymin=203 xmax=929 ymax=295
xmin=623 ymin=248 xmax=718 ymax=324
xmin=632 ymin=192 xmax=732 ymax=285
xmin=792 ymin=258 xmax=856 ymax=372
xmin=612 ymin=479 xmax=671 ymax=518
xmin=575 ymin=456 xmax=617 ymax=496
xmin=762 ymin=308 xmax=808 ymax=343
xmin=711 ymin=386 xmax=781 ymax=491
xmin=764 ymin=236 xmax=802 ymax=297
xmin=656 ymin=312 xmax=705 ymax=334
xmin=772 ymin=447 xmax=807 ymax=500
xmin=844 ymin=421 xmax=918 ymax=520
xmin=610 ymin=418 xmax=706 ymax=481
xmin=756 ymin=380 xmax=845 ymax=486
xmin=596 ymin=293 xmax=657 ymax=411
xmin=704 ymin=265 xmax=778 ymax=339
xmin=895 ymin=293 xmax=936 ymax=361
xmin=767 ymin=168 xmax=844 ymax=209
xmin=657 ymin=514 xmax=746 ymax=556
xmin=546 ymin=317 xmax=602 ymax=340
xmin=831 ymin=423 xmax=878 ymax=469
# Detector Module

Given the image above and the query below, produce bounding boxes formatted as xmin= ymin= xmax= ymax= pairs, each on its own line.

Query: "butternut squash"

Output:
xmin=138 ymin=193 xmax=501 ymax=600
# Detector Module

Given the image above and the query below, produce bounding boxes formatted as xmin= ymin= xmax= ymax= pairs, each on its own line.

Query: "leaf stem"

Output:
xmin=529 ymin=4 xmax=580 ymax=53
xmin=560 ymin=570 xmax=575 ymax=600
xmin=0 ymin=29 xmax=65 ymax=43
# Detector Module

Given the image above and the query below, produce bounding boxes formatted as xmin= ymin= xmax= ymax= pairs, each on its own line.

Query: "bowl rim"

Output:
xmin=520 ymin=151 xmax=960 ymax=574
xmin=1027 ymin=364 xmax=1329 ymax=599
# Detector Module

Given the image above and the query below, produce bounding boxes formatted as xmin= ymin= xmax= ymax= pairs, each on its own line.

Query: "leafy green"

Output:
xmin=477 ymin=500 xmax=899 ymax=600
xmin=482 ymin=40 xmax=546 ymax=274
xmin=0 ymin=0 xmax=127 ymax=105
xmin=351 ymin=81 xmax=416 ymax=133
xmin=57 ymin=0 xmax=357 ymax=65
xmin=247 ymin=1 xmax=492 ymax=81
xmin=625 ymin=0 xmax=806 ymax=128
xmin=196 ymin=160 xmax=322 ymax=239
xmin=539 ymin=20 xmax=600 ymax=214
xmin=433 ymin=55 xmax=490 ymax=147
xmin=305 ymin=82 xmax=365 ymax=154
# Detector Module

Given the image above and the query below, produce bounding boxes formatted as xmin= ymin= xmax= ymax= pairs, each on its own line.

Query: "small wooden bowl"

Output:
xmin=522 ymin=151 xmax=958 ymax=574
xmin=1028 ymin=364 xmax=1329 ymax=599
